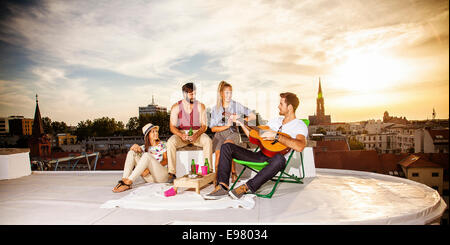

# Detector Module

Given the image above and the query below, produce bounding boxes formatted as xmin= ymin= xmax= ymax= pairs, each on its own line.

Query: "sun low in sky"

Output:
xmin=0 ymin=0 xmax=448 ymax=125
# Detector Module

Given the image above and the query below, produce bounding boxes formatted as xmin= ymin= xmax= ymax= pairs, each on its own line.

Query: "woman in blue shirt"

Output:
xmin=210 ymin=81 xmax=256 ymax=182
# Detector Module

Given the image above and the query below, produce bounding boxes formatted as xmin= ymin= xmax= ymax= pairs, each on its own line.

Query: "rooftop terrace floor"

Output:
xmin=0 ymin=169 xmax=446 ymax=225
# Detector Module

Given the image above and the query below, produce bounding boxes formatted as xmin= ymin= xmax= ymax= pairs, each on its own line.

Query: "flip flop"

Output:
xmin=112 ymin=180 xmax=132 ymax=193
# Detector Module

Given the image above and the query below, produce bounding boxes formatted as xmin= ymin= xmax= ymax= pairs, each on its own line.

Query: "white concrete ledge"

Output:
xmin=0 ymin=149 xmax=31 ymax=180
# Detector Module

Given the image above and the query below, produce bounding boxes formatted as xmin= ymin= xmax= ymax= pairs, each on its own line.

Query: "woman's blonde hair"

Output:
xmin=216 ymin=81 xmax=232 ymax=109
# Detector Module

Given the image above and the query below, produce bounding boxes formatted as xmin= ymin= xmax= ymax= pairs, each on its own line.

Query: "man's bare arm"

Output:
xmin=191 ymin=103 xmax=208 ymax=141
xmin=277 ymin=134 xmax=307 ymax=152
xmin=169 ymin=103 xmax=186 ymax=138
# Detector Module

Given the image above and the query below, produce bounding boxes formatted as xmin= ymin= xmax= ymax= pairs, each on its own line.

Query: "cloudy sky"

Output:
xmin=0 ymin=0 xmax=448 ymax=126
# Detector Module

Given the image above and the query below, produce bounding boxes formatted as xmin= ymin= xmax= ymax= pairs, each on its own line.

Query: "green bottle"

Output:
xmin=204 ymin=158 xmax=210 ymax=174
xmin=191 ymin=159 xmax=196 ymax=175
xmin=188 ymin=127 xmax=193 ymax=136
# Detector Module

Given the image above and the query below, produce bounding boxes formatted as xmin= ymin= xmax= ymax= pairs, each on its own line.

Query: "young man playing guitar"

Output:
xmin=205 ymin=92 xmax=308 ymax=200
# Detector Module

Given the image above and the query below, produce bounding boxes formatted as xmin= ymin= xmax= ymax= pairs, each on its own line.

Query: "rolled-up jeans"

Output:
xmin=217 ymin=143 xmax=286 ymax=193
xmin=123 ymin=150 xmax=168 ymax=183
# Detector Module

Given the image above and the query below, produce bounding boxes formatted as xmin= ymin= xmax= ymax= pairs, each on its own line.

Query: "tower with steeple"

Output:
xmin=139 ymin=95 xmax=167 ymax=116
xmin=316 ymin=78 xmax=325 ymax=118
xmin=29 ymin=94 xmax=51 ymax=159
xmin=309 ymin=77 xmax=331 ymax=125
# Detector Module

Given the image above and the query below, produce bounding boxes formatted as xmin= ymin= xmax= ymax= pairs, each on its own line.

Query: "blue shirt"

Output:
xmin=209 ymin=100 xmax=254 ymax=128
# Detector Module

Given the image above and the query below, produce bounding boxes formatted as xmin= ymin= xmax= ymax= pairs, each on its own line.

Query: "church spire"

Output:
xmin=318 ymin=77 xmax=323 ymax=99
xmin=152 ymin=95 xmax=155 ymax=105
xmin=32 ymin=94 xmax=44 ymax=138
xmin=316 ymin=77 xmax=325 ymax=117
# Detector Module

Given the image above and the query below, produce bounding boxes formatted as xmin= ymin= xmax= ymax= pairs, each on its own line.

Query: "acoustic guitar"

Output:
xmin=232 ymin=117 xmax=291 ymax=157
xmin=248 ymin=127 xmax=291 ymax=158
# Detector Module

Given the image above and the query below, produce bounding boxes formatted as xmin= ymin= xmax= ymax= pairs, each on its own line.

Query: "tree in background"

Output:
xmin=348 ymin=137 xmax=365 ymax=150
xmin=138 ymin=111 xmax=170 ymax=136
xmin=42 ymin=117 xmax=70 ymax=135
xmin=73 ymin=113 xmax=170 ymax=139
xmin=75 ymin=119 xmax=93 ymax=141
xmin=90 ymin=117 xmax=125 ymax=137
xmin=42 ymin=117 xmax=53 ymax=134
xmin=51 ymin=121 xmax=69 ymax=134
xmin=126 ymin=117 xmax=140 ymax=136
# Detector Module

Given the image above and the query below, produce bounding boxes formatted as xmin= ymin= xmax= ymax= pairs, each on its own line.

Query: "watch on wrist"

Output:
xmin=274 ymin=133 xmax=280 ymax=141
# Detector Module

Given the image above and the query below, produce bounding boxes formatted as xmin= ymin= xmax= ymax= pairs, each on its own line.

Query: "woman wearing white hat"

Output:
xmin=113 ymin=123 xmax=169 ymax=193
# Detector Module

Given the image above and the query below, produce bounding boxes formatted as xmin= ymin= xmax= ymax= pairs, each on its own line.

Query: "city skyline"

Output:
xmin=0 ymin=0 xmax=448 ymax=125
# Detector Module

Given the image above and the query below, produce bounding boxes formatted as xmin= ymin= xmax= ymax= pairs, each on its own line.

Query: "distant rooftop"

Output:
xmin=427 ymin=129 xmax=449 ymax=141
xmin=399 ymin=154 xmax=443 ymax=169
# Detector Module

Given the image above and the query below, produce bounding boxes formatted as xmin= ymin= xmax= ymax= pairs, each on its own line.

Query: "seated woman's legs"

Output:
xmin=113 ymin=150 xmax=140 ymax=192
xmin=127 ymin=152 xmax=154 ymax=183
xmin=122 ymin=150 xmax=140 ymax=181
xmin=145 ymin=153 xmax=169 ymax=183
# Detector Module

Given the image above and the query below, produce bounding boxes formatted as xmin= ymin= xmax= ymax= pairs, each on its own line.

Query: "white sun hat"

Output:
xmin=142 ymin=123 xmax=159 ymax=138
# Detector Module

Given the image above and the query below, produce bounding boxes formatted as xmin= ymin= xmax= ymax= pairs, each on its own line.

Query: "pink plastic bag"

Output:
xmin=164 ymin=187 xmax=177 ymax=197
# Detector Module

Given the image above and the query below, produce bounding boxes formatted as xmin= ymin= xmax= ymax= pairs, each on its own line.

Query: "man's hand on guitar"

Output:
xmin=260 ymin=130 xmax=277 ymax=141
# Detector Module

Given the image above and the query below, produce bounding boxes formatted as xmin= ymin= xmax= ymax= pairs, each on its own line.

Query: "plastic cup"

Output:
xmin=201 ymin=166 xmax=208 ymax=176
xmin=164 ymin=187 xmax=177 ymax=197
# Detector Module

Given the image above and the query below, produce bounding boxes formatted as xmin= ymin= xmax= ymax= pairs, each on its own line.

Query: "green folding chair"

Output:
xmin=229 ymin=119 xmax=310 ymax=199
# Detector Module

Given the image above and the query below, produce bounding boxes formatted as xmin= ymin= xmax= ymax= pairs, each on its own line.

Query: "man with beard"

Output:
xmin=205 ymin=92 xmax=308 ymax=199
xmin=166 ymin=82 xmax=212 ymax=183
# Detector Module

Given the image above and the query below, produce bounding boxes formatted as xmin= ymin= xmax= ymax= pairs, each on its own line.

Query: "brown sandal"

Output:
xmin=112 ymin=180 xmax=132 ymax=193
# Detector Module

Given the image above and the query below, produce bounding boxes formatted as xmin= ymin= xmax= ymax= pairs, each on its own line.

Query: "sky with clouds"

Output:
xmin=0 ymin=0 xmax=448 ymax=126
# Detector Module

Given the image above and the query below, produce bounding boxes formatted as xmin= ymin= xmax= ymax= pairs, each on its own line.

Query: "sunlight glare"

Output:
xmin=332 ymin=52 xmax=408 ymax=92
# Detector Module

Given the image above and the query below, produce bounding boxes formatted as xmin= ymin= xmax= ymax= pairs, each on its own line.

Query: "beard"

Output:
xmin=184 ymin=94 xmax=194 ymax=104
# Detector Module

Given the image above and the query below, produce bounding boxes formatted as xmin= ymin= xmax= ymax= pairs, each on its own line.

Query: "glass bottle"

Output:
xmin=190 ymin=159 xmax=196 ymax=175
xmin=204 ymin=158 xmax=210 ymax=174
